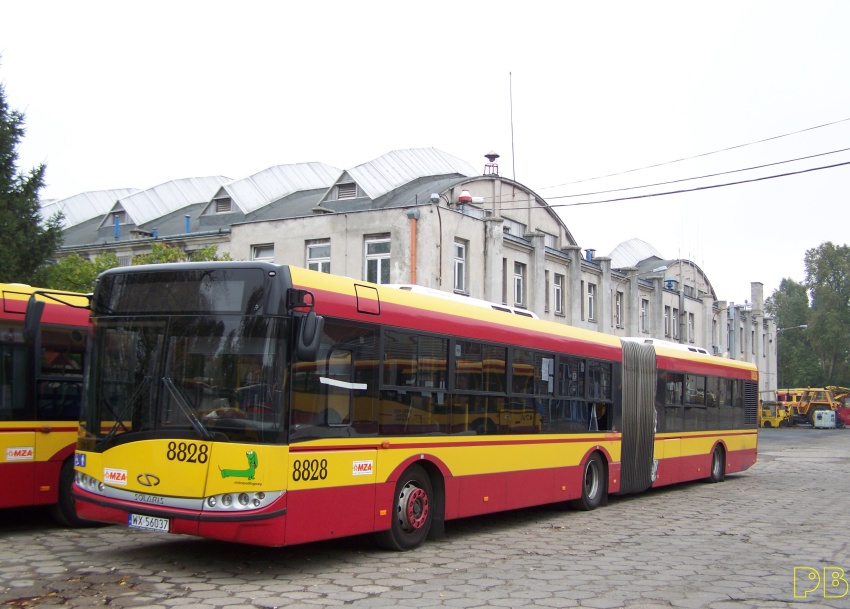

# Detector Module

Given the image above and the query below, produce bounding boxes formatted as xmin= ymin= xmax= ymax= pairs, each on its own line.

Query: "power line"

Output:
xmin=547 ymin=146 xmax=850 ymax=200
xmin=545 ymin=160 xmax=850 ymax=209
xmin=536 ymin=116 xmax=850 ymax=191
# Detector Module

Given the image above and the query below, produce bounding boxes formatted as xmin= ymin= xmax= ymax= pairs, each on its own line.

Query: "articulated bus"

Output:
xmin=1 ymin=283 xmax=90 ymax=525
xmin=73 ymin=262 xmax=758 ymax=550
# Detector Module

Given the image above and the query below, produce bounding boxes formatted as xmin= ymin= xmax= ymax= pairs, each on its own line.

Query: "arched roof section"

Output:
xmin=40 ymin=188 xmax=139 ymax=229
xmin=209 ymin=162 xmax=341 ymax=214
xmin=451 ymin=175 xmax=579 ymax=247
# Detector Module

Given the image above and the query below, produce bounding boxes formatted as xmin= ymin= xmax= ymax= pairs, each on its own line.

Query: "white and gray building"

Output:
xmin=45 ymin=147 xmax=777 ymax=394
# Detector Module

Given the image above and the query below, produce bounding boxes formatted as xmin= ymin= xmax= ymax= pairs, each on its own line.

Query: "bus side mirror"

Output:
xmin=296 ymin=311 xmax=324 ymax=361
xmin=23 ymin=298 xmax=45 ymax=344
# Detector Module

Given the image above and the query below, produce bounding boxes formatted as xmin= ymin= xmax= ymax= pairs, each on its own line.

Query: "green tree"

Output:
xmin=804 ymin=242 xmax=850 ymax=385
xmin=132 ymin=242 xmax=230 ymax=265
xmin=33 ymin=252 xmax=119 ymax=293
xmin=766 ymin=278 xmax=821 ymax=388
xmin=0 ymin=72 xmax=64 ymax=283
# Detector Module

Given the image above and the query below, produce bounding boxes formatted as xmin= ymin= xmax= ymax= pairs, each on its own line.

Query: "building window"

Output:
xmin=502 ymin=258 xmax=508 ymax=305
xmin=544 ymin=271 xmax=550 ymax=313
xmin=214 ymin=198 xmax=232 ymax=213
xmin=252 ymin=244 xmax=274 ymax=261
xmin=614 ymin=291 xmax=623 ymax=327
xmin=752 ymin=330 xmax=755 ymax=354
xmin=554 ymin=274 xmax=565 ymax=315
xmin=688 ymin=313 xmax=695 ymax=342
xmin=365 ymin=237 xmax=391 ymax=284
xmin=641 ymin=299 xmax=649 ymax=333
xmin=336 ymin=183 xmax=358 ymax=200
xmin=672 ymin=308 xmax=679 ymax=339
xmin=740 ymin=326 xmax=744 ymax=353
xmin=454 ymin=240 xmax=467 ymax=293
xmin=664 ymin=306 xmax=671 ymax=337
xmin=307 ymin=240 xmax=330 ymax=273
xmin=587 ymin=283 xmax=596 ymax=321
xmin=581 ymin=281 xmax=585 ymax=321
xmin=514 ymin=262 xmax=526 ymax=306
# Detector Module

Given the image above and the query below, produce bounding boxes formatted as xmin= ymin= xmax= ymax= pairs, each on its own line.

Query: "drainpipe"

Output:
xmin=405 ymin=208 xmax=421 ymax=284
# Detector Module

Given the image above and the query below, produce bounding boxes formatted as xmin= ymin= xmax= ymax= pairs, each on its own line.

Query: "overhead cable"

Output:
xmin=548 ymin=147 xmax=850 ymax=200
xmin=537 ymin=116 xmax=850 ymax=191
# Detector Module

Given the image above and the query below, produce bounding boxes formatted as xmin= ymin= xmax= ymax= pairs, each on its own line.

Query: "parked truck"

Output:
xmin=777 ymin=387 xmax=845 ymax=428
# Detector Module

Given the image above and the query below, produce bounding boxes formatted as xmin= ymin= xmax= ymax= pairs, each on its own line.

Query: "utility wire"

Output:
xmin=469 ymin=160 xmax=850 ymax=211
xmin=536 ymin=116 xmax=850 ymax=191
xmin=548 ymin=146 xmax=850 ymax=200
xmin=546 ymin=160 xmax=850 ymax=209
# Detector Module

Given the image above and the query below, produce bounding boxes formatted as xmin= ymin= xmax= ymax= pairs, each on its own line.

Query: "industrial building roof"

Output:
xmin=211 ymin=163 xmax=341 ymax=214
xmin=341 ymin=148 xmax=477 ymax=202
xmin=40 ymin=188 xmax=139 ymax=228
xmin=105 ymin=176 xmax=231 ymax=227
xmin=609 ymin=238 xmax=665 ymax=269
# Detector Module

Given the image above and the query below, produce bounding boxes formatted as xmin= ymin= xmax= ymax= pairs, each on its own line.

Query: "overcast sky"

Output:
xmin=2 ymin=1 xmax=848 ymax=307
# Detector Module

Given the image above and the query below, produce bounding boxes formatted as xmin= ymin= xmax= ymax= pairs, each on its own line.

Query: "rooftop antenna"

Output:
xmin=509 ymin=72 xmax=516 ymax=181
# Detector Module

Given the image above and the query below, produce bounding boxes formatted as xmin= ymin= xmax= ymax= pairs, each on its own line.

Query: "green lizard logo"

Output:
xmin=219 ymin=450 xmax=259 ymax=480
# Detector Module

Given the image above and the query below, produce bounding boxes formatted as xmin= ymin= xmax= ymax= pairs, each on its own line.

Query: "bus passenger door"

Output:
xmin=655 ymin=437 xmax=681 ymax=485
xmin=286 ymin=347 xmax=378 ymax=545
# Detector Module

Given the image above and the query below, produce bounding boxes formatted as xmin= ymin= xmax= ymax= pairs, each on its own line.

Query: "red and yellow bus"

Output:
xmin=0 ymin=283 xmax=90 ymax=525
xmin=73 ymin=262 xmax=758 ymax=549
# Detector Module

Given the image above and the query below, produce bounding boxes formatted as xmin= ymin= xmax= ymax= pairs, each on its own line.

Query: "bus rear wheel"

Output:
xmin=570 ymin=453 xmax=606 ymax=511
xmin=708 ymin=446 xmax=726 ymax=483
xmin=375 ymin=465 xmax=433 ymax=551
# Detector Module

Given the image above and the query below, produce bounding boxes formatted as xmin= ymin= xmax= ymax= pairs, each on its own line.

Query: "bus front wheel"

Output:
xmin=570 ymin=453 xmax=606 ymax=511
xmin=50 ymin=459 xmax=92 ymax=527
xmin=375 ymin=465 xmax=433 ymax=551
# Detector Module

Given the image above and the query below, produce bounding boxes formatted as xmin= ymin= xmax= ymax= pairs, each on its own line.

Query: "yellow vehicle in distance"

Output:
xmin=759 ymin=401 xmax=790 ymax=428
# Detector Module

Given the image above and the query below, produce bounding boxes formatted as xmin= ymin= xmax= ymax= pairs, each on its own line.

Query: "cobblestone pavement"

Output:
xmin=2 ymin=428 xmax=849 ymax=609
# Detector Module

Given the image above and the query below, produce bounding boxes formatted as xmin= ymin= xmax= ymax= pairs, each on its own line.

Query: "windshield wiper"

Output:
xmin=162 ymin=377 xmax=215 ymax=441
xmin=101 ymin=375 xmax=152 ymax=448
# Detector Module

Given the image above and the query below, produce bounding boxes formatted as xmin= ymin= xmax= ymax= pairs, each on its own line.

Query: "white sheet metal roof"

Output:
xmin=115 ymin=176 xmax=231 ymax=226
xmin=220 ymin=163 xmax=341 ymax=213
xmin=40 ymin=188 xmax=140 ymax=228
xmin=347 ymin=148 xmax=477 ymax=200
xmin=609 ymin=238 xmax=665 ymax=269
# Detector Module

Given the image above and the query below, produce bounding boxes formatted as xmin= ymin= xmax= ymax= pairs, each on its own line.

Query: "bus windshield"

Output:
xmin=82 ymin=314 xmax=287 ymax=448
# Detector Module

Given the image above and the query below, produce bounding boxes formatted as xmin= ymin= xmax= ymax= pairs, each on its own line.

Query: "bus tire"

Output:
xmin=569 ymin=453 xmax=606 ymax=511
xmin=374 ymin=465 xmax=433 ymax=551
xmin=50 ymin=459 xmax=91 ymax=527
xmin=708 ymin=446 xmax=726 ymax=483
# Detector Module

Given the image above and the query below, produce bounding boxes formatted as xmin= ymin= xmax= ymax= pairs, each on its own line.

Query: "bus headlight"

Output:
xmin=75 ymin=472 xmax=105 ymax=494
xmin=202 ymin=490 xmax=282 ymax=512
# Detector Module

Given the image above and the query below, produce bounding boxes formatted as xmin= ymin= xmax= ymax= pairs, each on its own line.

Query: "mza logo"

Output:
xmin=352 ymin=460 xmax=373 ymax=476
xmin=103 ymin=468 xmax=128 ymax=486
xmin=794 ymin=566 xmax=848 ymax=599
xmin=6 ymin=446 xmax=34 ymax=461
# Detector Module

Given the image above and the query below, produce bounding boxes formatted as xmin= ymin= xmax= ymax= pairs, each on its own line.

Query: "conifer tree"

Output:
xmin=0 ymin=71 xmax=64 ymax=283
